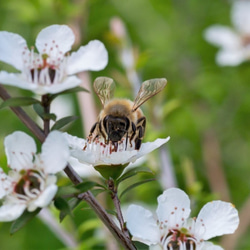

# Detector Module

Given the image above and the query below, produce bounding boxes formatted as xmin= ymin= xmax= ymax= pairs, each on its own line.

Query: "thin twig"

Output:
xmin=65 ymin=165 xmax=135 ymax=249
xmin=79 ymin=191 xmax=135 ymax=250
xmin=108 ymin=179 xmax=130 ymax=239
xmin=41 ymin=94 xmax=51 ymax=137
xmin=0 ymin=84 xmax=45 ymax=142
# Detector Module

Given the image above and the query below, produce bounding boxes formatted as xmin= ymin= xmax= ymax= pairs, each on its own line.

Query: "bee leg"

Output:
xmin=130 ymin=122 xmax=137 ymax=147
xmin=134 ymin=126 xmax=144 ymax=149
xmin=135 ymin=138 xmax=142 ymax=150
xmin=88 ymin=122 xmax=98 ymax=137
xmin=136 ymin=117 xmax=146 ymax=138
xmin=93 ymin=134 xmax=100 ymax=142
xmin=87 ymin=122 xmax=99 ymax=143
xmin=99 ymin=121 xmax=108 ymax=144
xmin=134 ymin=117 xmax=146 ymax=150
xmin=125 ymin=131 xmax=129 ymax=150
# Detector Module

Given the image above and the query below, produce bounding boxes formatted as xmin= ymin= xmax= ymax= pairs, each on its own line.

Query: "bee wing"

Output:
xmin=132 ymin=78 xmax=167 ymax=111
xmin=93 ymin=77 xmax=115 ymax=106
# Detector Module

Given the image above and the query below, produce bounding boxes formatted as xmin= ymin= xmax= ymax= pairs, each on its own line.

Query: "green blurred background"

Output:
xmin=0 ymin=0 xmax=249 ymax=249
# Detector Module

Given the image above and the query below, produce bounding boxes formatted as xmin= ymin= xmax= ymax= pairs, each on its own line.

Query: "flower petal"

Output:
xmin=195 ymin=200 xmax=239 ymax=240
xmin=70 ymin=149 xmax=96 ymax=165
xmin=36 ymin=25 xmax=75 ymax=56
xmin=45 ymin=175 xmax=57 ymax=186
xmin=63 ymin=132 xmax=86 ymax=150
xmin=40 ymin=131 xmax=69 ymax=174
xmin=156 ymin=188 xmax=191 ymax=230
xmin=126 ymin=204 xmax=160 ymax=245
xmin=203 ymin=25 xmax=241 ymax=49
xmin=216 ymin=49 xmax=245 ymax=66
xmin=62 ymin=132 xmax=95 ymax=163
xmin=67 ymin=40 xmax=108 ymax=74
xmin=137 ymin=137 xmax=170 ymax=159
xmin=0 ymin=31 xmax=28 ymax=71
xmin=0 ymin=203 xmax=26 ymax=222
xmin=29 ymin=184 xmax=58 ymax=211
xmin=68 ymin=157 xmax=100 ymax=177
xmin=0 ymin=72 xmax=82 ymax=95
xmin=149 ymin=245 xmax=163 ymax=250
xmin=232 ymin=0 xmax=250 ymax=34
xmin=0 ymin=71 xmax=38 ymax=91
xmin=38 ymin=75 xmax=82 ymax=94
xmin=4 ymin=131 xmax=36 ymax=171
xmin=99 ymin=150 xmax=139 ymax=166
xmin=0 ymin=168 xmax=12 ymax=199
xmin=64 ymin=133 xmax=170 ymax=166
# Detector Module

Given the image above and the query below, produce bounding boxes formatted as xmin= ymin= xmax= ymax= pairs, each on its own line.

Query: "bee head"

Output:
xmin=103 ymin=115 xmax=130 ymax=142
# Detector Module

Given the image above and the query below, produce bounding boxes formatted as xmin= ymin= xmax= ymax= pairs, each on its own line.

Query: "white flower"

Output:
xmin=0 ymin=130 xmax=69 ymax=221
xmin=126 ymin=188 xmax=239 ymax=250
xmin=67 ymin=157 xmax=101 ymax=178
xmin=63 ymin=132 xmax=170 ymax=167
xmin=204 ymin=1 xmax=250 ymax=66
xmin=0 ymin=24 xmax=108 ymax=94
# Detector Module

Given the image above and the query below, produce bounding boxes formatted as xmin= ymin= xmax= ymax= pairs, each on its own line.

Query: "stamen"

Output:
xmin=168 ymin=243 xmax=173 ymax=250
xmin=20 ymin=43 xmax=67 ymax=86
xmin=186 ymin=239 xmax=196 ymax=250
xmin=14 ymin=193 xmax=30 ymax=201
xmin=29 ymin=188 xmax=40 ymax=195
xmin=162 ymin=235 xmax=172 ymax=250
xmin=30 ymin=172 xmax=45 ymax=191
xmin=11 ymin=168 xmax=47 ymax=205
xmin=23 ymin=182 xmax=38 ymax=199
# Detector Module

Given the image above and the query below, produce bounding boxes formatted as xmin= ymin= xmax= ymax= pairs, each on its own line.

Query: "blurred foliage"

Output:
xmin=0 ymin=0 xmax=250 ymax=249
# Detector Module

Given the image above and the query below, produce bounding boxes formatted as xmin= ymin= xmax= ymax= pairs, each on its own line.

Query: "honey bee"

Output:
xmin=87 ymin=77 xmax=167 ymax=151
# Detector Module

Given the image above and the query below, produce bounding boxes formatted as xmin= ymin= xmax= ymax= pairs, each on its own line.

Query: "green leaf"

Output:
xmin=33 ymin=103 xmax=57 ymax=121
xmin=54 ymin=197 xmax=71 ymax=221
xmin=43 ymin=113 xmax=57 ymax=121
xmin=116 ymin=166 xmax=154 ymax=185
xmin=59 ymin=197 xmax=81 ymax=222
xmin=119 ymin=178 xmax=155 ymax=199
xmin=78 ymin=235 xmax=104 ymax=249
xmin=33 ymin=103 xmax=44 ymax=118
xmin=91 ymin=188 xmax=106 ymax=196
xmin=0 ymin=97 xmax=40 ymax=109
xmin=10 ymin=208 xmax=41 ymax=235
xmin=56 ymin=185 xmax=79 ymax=197
xmin=105 ymin=209 xmax=117 ymax=217
xmin=94 ymin=163 xmax=129 ymax=180
xmin=51 ymin=115 xmax=78 ymax=131
xmin=78 ymin=218 xmax=102 ymax=235
xmin=50 ymin=86 xmax=89 ymax=100
xmin=75 ymin=181 xmax=100 ymax=193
